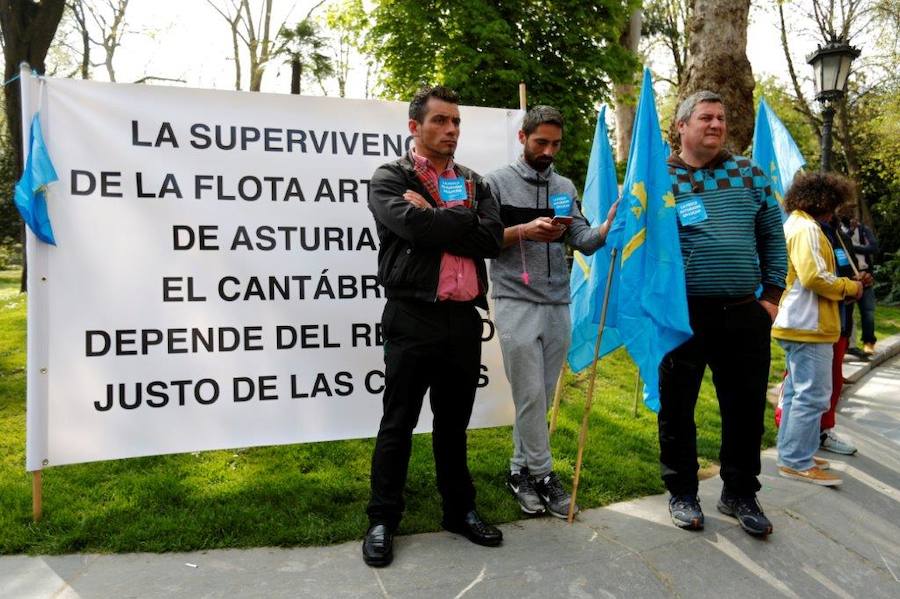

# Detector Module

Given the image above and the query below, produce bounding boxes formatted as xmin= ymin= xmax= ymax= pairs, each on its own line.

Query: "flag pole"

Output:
xmin=20 ymin=65 xmax=44 ymax=524
xmin=632 ymin=369 xmax=641 ymax=417
xmin=519 ymin=82 xmax=527 ymax=111
xmin=568 ymin=248 xmax=618 ymax=523
xmin=549 ymin=366 xmax=567 ymax=434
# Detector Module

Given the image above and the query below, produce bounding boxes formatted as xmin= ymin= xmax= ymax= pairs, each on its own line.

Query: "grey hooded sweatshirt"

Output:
xmin=485 ymin=157 xmax=605 ymax=304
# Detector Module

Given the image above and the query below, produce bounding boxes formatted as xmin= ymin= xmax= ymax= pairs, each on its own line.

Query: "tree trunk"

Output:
xmin=613 ymin=9 xmax=642 ymax=163
xmin=249 ymin=57 xmax=263 ymax=91
xmin=290 ymin=56 xmax=300 ymax=94
xmin=105 ymin=54 xmax=115 ymax=82
xmin=670 ymin=0 xmax=755 ymax=154
xmin=0 ymin=0 xmax=67 ymax=291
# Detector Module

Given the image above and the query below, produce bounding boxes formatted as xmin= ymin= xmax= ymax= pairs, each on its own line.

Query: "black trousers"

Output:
xmin=658 ymin=297 xmax=772 ymax=497
xmin=366 ymin=299 xmax=482 ymax=529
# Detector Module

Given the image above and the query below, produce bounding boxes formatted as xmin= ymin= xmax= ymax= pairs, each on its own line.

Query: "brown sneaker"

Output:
xmin=863 ymin=342 xmax=876 ymax=354
xmin=813 ymin=457 xmax=830 ymax=470
xmin=778 ymin=465 xmax=842 ymax=486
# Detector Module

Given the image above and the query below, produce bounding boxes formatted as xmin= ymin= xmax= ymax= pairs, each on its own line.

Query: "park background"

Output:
xmin=0 ymin=0 xmax=898 ymax=554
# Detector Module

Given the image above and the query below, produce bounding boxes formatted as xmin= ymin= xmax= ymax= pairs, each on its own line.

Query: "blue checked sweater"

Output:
xmin=666 ymin=151 xmax=787 ymax=303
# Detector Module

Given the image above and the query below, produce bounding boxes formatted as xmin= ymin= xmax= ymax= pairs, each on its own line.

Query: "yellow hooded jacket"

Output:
xmin=772 ymin=210 xmax=862 ymax=344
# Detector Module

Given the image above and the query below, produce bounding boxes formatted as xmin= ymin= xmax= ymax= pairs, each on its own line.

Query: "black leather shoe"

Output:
xmin=362 ymin=523 xmax=393 ymax=567
xmin=441 ymin=510 xmax=503 ymax=547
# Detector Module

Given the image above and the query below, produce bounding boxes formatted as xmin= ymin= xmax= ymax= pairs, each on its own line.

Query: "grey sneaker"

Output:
xmin=820 ymin=430 xmax=858 ymax=455
xmin=532 ymin=471 xmax=578 ymax=519
xmin=668 ymin=494 xmax=704 ymax=530
xmin=506 ymin=469 xmax=545 ymax=515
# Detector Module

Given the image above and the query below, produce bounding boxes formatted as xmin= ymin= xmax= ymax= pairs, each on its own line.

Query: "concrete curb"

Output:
xmin=842 ymin=332 xmax=900 ymax=385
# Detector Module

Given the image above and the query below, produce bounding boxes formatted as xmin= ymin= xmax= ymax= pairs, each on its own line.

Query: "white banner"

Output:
xmin=22 ymin=70 xmax=521 ymax=470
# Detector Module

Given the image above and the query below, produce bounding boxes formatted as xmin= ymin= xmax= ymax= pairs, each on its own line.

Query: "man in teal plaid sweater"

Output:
xmin=658 ymin=91 xmax=787 ymax=538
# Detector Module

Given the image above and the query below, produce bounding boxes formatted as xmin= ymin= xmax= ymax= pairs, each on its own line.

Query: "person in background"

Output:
xmin=772 ymin=172 xmax=864 ymax=487
xmin=776 ymin=213 xmax=870 ymax=454
xmin=841 ymin=215 xmax=879 ymax=356
xmin=820 ymin=213 xmax=871 ymax=455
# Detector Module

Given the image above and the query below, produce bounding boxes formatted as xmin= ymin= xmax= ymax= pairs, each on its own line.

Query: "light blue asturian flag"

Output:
xmin=567 ymin=105 xmax=623 ymax=372
xmin=752 ymin=98 xmax=806 ymax=214
xmin=616 ymin=68 xmax=692 ymax=412
xmin=13 ymin=113 xmax=58 ymax=245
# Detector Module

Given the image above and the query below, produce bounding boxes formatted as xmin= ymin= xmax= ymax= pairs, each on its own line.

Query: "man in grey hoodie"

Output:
xmin=485 ymin=106 xmax=617 ymax=518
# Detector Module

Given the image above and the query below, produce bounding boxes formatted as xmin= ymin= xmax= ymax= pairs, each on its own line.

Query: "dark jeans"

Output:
xmin=366 ymin=299 xmax=482 ymax=529
xmin=848 ymin=284 xmax=877 ymax=344
xmin=658 ymin=297 xmax=772 ymax=497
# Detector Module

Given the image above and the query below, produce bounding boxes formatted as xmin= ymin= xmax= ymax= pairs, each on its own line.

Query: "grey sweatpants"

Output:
xmin=494 ymin=297 xmax=570 ymax=477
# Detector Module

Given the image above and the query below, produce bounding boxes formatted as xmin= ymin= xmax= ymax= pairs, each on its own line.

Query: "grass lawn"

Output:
xmin=1 ymin=267 xmax=898 ymax=554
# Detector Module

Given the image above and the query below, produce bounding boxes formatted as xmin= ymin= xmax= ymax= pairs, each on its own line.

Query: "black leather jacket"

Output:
xmin=367 ymin=154 xmax=503 ymax=308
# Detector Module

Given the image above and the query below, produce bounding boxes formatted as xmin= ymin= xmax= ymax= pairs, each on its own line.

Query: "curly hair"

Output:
xmin=783 ymin=171 xmax=856 ymax=217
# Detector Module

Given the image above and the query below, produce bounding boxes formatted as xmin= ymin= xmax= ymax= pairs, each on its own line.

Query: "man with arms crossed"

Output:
xmin=363 ymin=85 xmax=504 ymax=567
xmin=486 ymin=105 xmax=616 ymax=518
xmin=660 ymin=91 xmax=787 ymax=537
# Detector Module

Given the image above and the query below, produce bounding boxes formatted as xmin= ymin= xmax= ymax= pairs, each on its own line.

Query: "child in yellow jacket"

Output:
xmin=772 ymin=172 xmax=864 ymax=486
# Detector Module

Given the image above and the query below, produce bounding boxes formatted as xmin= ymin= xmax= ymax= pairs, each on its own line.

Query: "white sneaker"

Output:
xmin=820 ymin=430 xmax=858 ymax=455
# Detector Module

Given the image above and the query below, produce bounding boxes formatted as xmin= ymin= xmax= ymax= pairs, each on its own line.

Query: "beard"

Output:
xmin=524 ymin=150 xmax=553 ymax=171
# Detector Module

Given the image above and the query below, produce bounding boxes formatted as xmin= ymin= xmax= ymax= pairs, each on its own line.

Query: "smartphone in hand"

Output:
xmin=550 ymin=216 xmax=573 ymax=226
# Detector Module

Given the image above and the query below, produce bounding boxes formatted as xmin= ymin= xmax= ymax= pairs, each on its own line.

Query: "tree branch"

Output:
xmin=779 ymin=1 xmax=821 ymax=138
xmin=132 ymin=75 xmax=187 ymax=84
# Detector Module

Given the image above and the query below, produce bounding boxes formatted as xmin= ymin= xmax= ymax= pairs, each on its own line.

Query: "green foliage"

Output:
xmin=0 ymin=184 xmax=19 ymax=249
xmin=753 ymin=77 xmax=820 ymax=169
xmin=276 ymin=19 xmax=335 ymax=94
xmin=751 ymin=76 xmax=900 ymax=259
xmin=367 ymin=0 xmax=640 ymax=189
xmin=0 ymin=242 xmax=22 ymax=270
xmin=855 ymin=84 xmax=900 ymax=256
xmin=641 ymin=0 xmax=691 ymax=87
xmin=874 ymin=252 xmax=900 ymax=304
xmin=323 ymin=0 xmax=370 ymax=97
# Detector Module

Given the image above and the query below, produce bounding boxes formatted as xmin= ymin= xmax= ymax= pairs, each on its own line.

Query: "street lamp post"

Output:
xmin=807 ymin=40 xmax=860 ymax=171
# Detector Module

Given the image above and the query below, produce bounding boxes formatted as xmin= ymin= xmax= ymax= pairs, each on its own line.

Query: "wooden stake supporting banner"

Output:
xmin=519 ymin=82 xmax=527 ymax=111
xmin=549 ymin=366 xmax=567 ymax=435
xmin=32 ymin=470 xmax=42 ymax=522
xmin=568 ymin=248 xmax=618 ymax=523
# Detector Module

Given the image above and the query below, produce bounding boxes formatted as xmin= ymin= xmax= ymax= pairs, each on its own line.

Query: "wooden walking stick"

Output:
xmin=835 ymin=230 xmax=860 ymax=277
xmin=568 ymin=248 xmax=618 ymax=523
xmin=549 ymin=366 xmax=567 ymax=434
xmin=632 ymin=369 xmax=642 ymax=417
